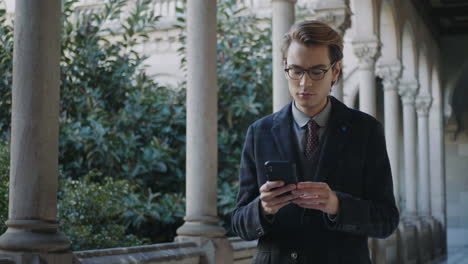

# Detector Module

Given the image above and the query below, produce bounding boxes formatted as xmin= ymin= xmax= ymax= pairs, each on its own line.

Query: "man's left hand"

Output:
xmin=291 ymin=182 xmax=339 ymax=215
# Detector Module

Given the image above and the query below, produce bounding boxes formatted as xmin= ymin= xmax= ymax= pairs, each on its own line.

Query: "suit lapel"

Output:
xmin=314 ymin=96 xmax=352 ymax=183
xmin=271 ymin=102 xmax=295 ymax=161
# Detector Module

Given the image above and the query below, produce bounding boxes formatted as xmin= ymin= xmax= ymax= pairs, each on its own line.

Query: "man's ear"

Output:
xmin=333 ymin=61 xmax=342 ymax=77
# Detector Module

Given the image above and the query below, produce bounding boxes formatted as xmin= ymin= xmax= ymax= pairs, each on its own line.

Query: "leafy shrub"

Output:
xmin=0 ymin=8 xmax=13 ymax=144
xmin=0 ymin=143 xmax=8 ymax=234
xmin=122 ymin=190 xmax=185 ymax=243
xmin=59 ymin=0 xmax=186 ymax=190
xmin=58 ymin=170 xmax=148 ymax=250
xmin=0 ymin=145 xmax=153 ymax=251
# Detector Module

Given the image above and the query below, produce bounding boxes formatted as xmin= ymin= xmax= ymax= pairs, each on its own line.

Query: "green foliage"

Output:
xmin=58 ymin=0 xmax=187 ymax=248
xmin=0 ymin=8 xmax=13 ymax=144
xmin=59 ymin=0 xmax=186 ymax=189
xmin=122 ymin=191 xmax=185 ymax=243
xmin=58 ymin=171 xmax=148 ymax=250
xmin=0 ymin=143 xmax=8 ymax=234
xmin=216 ymin=0 xmax=272 ymax=180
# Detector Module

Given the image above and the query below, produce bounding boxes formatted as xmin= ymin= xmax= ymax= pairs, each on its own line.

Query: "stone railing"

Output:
xmin=75 ymin=241 xmax=204 ymax=264
xmin=229 ymin=237 xmax=257 ymax=263
xmin=75 ymin=237 xmax=258 ymax=264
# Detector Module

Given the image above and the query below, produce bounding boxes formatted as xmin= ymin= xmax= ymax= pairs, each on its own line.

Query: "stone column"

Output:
xmin=0 ymin=0 xmax=72 ymax=261
xmin=0 ymin=0 xmax=73 ymax=261
xmin=376 ymin=63 xmax=402 ymax=208
xmin=429 ymin=83 xmax=447 ymax=256
xmin=415 ymin=95 xmax=432 ymax=217
xmin=353 ymin=41 xmax=380 ymax=117
xmin=272 ymin=0 xmax=296 ymax=112
xmin=175 ymin=1 xmax=232 ymax=263
xmin=415 ymin=93 xmax=436 ymax=264
xmin=310 ymin=0 xmax=351 ymax=102
xmin=398 ymin=79 xmax=419 ymax=216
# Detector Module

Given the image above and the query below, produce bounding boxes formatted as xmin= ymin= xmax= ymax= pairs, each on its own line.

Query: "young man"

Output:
xmin=231 ymin=21 xmax=399 ymax=264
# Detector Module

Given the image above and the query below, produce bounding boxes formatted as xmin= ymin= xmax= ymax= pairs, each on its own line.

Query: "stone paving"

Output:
xmin=431 ymin=247 xmax=468 ymax=264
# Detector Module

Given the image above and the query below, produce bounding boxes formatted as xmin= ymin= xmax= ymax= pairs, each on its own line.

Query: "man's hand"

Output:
xmin=259 ymin=181 xmax=298 ymax=215
xmin=291 ymin=182 xmax=339 ymax=215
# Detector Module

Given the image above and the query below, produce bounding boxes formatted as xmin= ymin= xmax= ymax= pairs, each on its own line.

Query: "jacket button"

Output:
xmin=256 ymin=228 xmax=264 ymax=236
xmin=291 ymin=252 xmax=298 ymax=259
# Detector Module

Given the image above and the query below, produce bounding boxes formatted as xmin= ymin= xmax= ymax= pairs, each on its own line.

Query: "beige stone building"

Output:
xmin=0 ymin=0 xmax=467 ymax=263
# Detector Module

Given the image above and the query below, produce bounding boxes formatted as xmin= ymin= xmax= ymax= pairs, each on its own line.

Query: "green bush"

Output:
xmin=58 ymin=171 xmax=148 ymax=250
xmin=0 ymin=143 xmax=8 ymax=235
xmin=0 ymin=8 xmax=13 ymax=144
xmin=59 ymin=0 xmax=186 ymax=190
xmin=122 ymin=190 xmax=185 ymax=243
xmin=0 ymin=144 xmax=151 ymax=250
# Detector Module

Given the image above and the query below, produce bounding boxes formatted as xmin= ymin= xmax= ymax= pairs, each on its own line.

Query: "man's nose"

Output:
xmin=299 ymin=72 xmax=314 ymax=87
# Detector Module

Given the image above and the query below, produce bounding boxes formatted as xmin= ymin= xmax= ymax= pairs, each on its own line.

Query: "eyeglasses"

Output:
xmin=284 ymin=62 xmax=336 ymax=81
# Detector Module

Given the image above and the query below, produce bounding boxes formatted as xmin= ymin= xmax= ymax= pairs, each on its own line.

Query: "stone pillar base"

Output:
xmin=0 ymin=251 xmax=75 ymax=264
xmin=370 ymin=230 xmax=398 ymax=263
xmin=399 ymin=217 xmax=419 ymax=264
xmin=175 ymin=236 xmax=233 ymax=264
xmin=422 ymin=216 xmax=444 ymax=258
xmin=0 ymin=220 xmax=70 ymax=252
xmin=416 ymin=216 xmax=433 ymax=263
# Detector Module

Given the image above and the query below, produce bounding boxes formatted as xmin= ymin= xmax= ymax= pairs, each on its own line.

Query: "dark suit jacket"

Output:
xmin=231 ymin=96 xmax=399 ymax=264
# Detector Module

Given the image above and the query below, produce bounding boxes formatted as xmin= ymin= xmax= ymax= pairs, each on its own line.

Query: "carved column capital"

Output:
xmin=415 ymin=95 xmax=432 ymax=116
xmin=376 ymin=62 xmax=402 ymax=92
xmin=311 ymin=0 xmax=351 ymax=35
xmin=398 ymin=79 xmax=419 ymax=105
xmin=352 ymin=41 xmax=380 ymax=70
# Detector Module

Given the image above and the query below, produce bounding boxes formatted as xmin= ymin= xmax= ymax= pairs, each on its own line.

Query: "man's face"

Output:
xmin=285 ymin=41 xmax=341 ymax=116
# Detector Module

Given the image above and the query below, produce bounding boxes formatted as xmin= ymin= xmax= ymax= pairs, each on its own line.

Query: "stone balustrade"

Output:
xmin=74 ymin=237 xmax=257 ymax=264
xmin=75 ymin=241 xmax=204 ymax=264
xmin=229 ymin=237 xmax=257 ymax=263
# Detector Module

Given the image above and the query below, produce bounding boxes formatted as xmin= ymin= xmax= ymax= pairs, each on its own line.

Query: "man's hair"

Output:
xmin=281 ymin=20 xmax=343 ymax=66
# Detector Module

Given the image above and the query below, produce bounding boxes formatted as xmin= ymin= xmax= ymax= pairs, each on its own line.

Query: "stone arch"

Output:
xmin=444 ymin=59 xmax=468 ymax=122
xmin=401 ymin=21 xmax=418 ymax=81
xmin=449 ymin=59 xmax=468 ymax=137
xmin=377 ymin=0 xmax=400 ymax=62
xmin=350 ymin=0 xmax=379 ymax=40
xmin=418 ymin=44 xmax=431 ymax=95
xmin=430 ymin=64 xmax=442 ymax=120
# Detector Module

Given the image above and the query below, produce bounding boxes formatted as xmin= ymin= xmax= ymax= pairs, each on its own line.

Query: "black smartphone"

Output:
xmin=264 ymin=160 xmax=298 ymax=185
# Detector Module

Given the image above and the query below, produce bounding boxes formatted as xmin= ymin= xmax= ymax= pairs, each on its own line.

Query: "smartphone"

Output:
xmin=264 ymin=160 xmax=298 ymax=185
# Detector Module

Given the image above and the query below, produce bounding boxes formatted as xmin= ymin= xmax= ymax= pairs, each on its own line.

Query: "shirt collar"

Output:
xmin=292 ymin=97 xmax=332 ymax=128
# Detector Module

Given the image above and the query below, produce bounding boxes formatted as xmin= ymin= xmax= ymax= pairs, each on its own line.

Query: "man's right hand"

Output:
xmin=260 ymin=181 xmax=298 ymax=215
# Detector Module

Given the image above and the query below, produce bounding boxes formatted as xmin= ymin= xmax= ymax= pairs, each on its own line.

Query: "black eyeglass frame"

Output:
xmin=284 ymin=61 xmax=337 ymax=81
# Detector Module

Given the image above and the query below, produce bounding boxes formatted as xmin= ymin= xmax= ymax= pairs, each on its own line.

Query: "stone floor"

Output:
xmin=431 ymin=246 xmax=468 ymax=264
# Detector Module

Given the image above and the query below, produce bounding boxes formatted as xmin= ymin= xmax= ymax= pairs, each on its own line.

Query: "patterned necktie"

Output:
xmin=304 ymin=119 xmax=319 ymax=160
